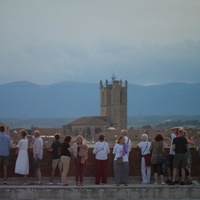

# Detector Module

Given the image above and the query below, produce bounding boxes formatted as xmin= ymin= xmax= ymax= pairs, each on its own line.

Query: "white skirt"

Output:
xmin=15 ymin=150 xmax=29 ymax=175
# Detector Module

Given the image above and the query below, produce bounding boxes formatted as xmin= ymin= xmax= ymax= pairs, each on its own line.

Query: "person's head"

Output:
xmin=0 ymin=125 xmax=5 ymax=133
xmin=34 ymin=130 xmax=40 ymax=138
xmin=178 ymin=129 xmax=184 ymax=137
xmin=121 ymin=129 xmax=128 ymax=136
xmin=20 ymin=130 xmax=27 ymax=138
xmin=116 ymin=136 xmax=124 ymax=144
xmin=76 ymin=135 xmax=84 ymax=144
xmin=54 ymin=133 xmax=60 ymax=141
xmin=99 ymin=134 xmax=105 ymax=142
xmin=154 ymin=133 xmax=163 ymax=141
xmin=64 ymin=135 xmax=71 ymax=143
xmin=141 ymin=134 xmax=148 ymax=141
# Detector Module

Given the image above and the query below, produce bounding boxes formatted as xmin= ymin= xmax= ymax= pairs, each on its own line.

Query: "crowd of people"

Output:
xmin=135 ymin=128 xmax=193 ymax=186
xmin=0 ymin=124 xmax=195 ymax=186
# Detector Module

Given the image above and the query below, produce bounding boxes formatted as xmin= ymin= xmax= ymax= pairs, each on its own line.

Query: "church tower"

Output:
xmin=100 ymin=76 xmax=128 ymax=130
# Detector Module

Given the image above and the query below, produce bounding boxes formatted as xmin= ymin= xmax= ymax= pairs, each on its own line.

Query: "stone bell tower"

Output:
xmin=100 ymin=75 xmax=128 ymax=130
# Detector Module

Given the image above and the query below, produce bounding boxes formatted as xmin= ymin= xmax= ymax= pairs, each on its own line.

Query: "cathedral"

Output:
xmin=63 ymin=76 xmax=128 ymax=139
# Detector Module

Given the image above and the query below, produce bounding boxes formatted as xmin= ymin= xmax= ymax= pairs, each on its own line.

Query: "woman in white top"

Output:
xmin=15 ymin=130 xmax=29 ymax=185
xmin=113 ymin=135 xmax=129 ymax=186
xmin=135 ymin=134 xmax=151 ymax=184
xmin=93 ymin=134 xmax=110 ymax=185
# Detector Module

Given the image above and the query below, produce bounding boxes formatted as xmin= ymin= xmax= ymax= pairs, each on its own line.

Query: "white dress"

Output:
xmin=15 ymin=138 xmax=29 ymax=175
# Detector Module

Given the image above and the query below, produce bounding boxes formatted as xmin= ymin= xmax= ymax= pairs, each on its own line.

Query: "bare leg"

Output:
xmin=38 ymin=168 xmax=42 ymax=182
xmin=172 ymin=168 xmax=177 ymax=182
xmin=160 ymin=175 xmax=164 ymax=183
xmin=154 ymin=173 xmax=158 ymax=183
xmin=50 ymin=168 xmax=55 ymax=182
xmin=3 ymin=165 xmax=7 ymax=181
xmin=24 ymin=175 xmax=27 ymax=184
xmin=181 ymin=168 xmax=185 ymax=182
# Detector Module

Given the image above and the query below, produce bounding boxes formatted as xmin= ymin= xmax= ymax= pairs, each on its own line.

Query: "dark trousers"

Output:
xmin=95 ymin=159 xmax=108 ymax=184
xmin=74 ymin=157 xmax=85 ymax=183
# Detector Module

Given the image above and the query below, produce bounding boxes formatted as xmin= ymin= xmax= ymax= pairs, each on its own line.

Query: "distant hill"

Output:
xmin=0 ymin=81 xmax=200 ymax=118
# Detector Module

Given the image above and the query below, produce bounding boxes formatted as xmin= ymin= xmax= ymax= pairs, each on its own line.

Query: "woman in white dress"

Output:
xmin=15 ymin=130 xmax=29 ymax=185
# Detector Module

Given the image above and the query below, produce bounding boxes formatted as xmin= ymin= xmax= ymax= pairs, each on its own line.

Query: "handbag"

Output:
xmin=142 ymin=142 xmax=151 ymax=167
xmin=143 ymin=154 xmax=151 ymax=167
xmin=117 ymin=156 xmax=123 ymax=164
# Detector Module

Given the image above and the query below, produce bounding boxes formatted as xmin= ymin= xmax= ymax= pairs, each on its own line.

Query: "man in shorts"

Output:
xmin=169 ymin=129 xmax=188 ymax=185
xmin=0 ymin=125 xmax=11 ymax=185
xmin=47 ymin=133 xmax=62 ymax=185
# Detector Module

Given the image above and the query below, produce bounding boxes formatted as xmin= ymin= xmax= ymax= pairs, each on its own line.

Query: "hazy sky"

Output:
xmin=0 ymin=0 xmax=200 ymax=86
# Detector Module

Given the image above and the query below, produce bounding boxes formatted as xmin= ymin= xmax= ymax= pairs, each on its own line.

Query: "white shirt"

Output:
xmin=169 ymin=133 xmax=176 ymax=155
xmin=137 ymin=141 xmax=151 ymax=155
xmin=33 ymin=137 xmax=43 ymax=159
xmin=113 ymin=143 xmax=129 ymax=162
xmin=93 ymin=141 xmax=110 ymax=160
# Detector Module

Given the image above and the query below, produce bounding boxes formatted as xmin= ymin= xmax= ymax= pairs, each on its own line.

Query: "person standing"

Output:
xmin=0 ymin=125 xmax=11 ymax=185
xmin=33 ymin=130 xmax=43 ymax=185
xmin=169 ymin=129 xmax=188 ymax=185
xmin=135 ymin=134 xmax=151 ymax=184
xmin=60 ymin=135 xmax=72 ymax=186
xmin=183 ymin=130 xmax=192 ymax=185
xmin=93 ymin=134 xmax=110 ymax=185
xmin=150 ymin=133 xmax=166 ymax=185
xmin=113 ymin=135 xmax=129 ymax=186
xmin=120 ymin=129 xmax=132 ymax=156
xmin=15 ymin=129 xmax=29 ymax=185
xmin=72 ymin=135 xmax=88 ymax=186
xmin=47 ymin=133 xmax=62 ymax=185
xmin=164 ymin=129 xmax=177 ymax=184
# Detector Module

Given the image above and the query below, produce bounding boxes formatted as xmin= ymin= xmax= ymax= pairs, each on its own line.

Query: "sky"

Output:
xmin=0 ymin=0 xmax=200 ymax=86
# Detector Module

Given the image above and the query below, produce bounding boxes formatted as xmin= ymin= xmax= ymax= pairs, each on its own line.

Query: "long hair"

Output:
xmin=154 ymin=133 xmax=163 ymax=141
xmin=76 ymin=135 xmax=84 ymax=144
xmin=116 ymin=136 xmax=124 ymax=144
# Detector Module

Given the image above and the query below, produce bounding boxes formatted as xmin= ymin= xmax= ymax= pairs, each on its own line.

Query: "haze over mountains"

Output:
xmin=0 ymin=81 xmax=200 ymax=118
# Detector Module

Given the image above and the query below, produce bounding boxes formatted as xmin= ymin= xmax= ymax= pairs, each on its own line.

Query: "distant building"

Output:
xmin=63 ymin=77 xmax=128 ymax=139
xmin=100 ymin=77 xmax=128 ymax=130
xmin=63 ymin=116 xmax=111 ymax=139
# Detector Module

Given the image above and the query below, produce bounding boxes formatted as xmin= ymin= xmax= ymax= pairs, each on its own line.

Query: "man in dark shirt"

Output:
xmin=169 ymin=129 xmax=188 ymax=185
xmin=60 ymin=135 xmax=72 ymax=186
xmin=47 ymin=133 xmax=62 ymax=185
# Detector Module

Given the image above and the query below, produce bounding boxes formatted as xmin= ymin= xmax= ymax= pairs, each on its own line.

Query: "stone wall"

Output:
xmin=1 ymin=148 xmax=200 ymax=178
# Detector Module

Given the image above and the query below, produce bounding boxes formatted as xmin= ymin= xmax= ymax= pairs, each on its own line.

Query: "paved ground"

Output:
xmin=0 ymin=178 xmax=200 ymax=200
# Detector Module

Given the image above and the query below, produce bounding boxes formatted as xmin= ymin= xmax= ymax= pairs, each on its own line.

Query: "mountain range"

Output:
xmin=0 ymin=81 xmax=200 ymax=118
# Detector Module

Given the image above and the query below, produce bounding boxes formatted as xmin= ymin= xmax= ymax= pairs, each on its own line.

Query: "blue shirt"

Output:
xmin=0 ymin=133 xmax=11 ymax=156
